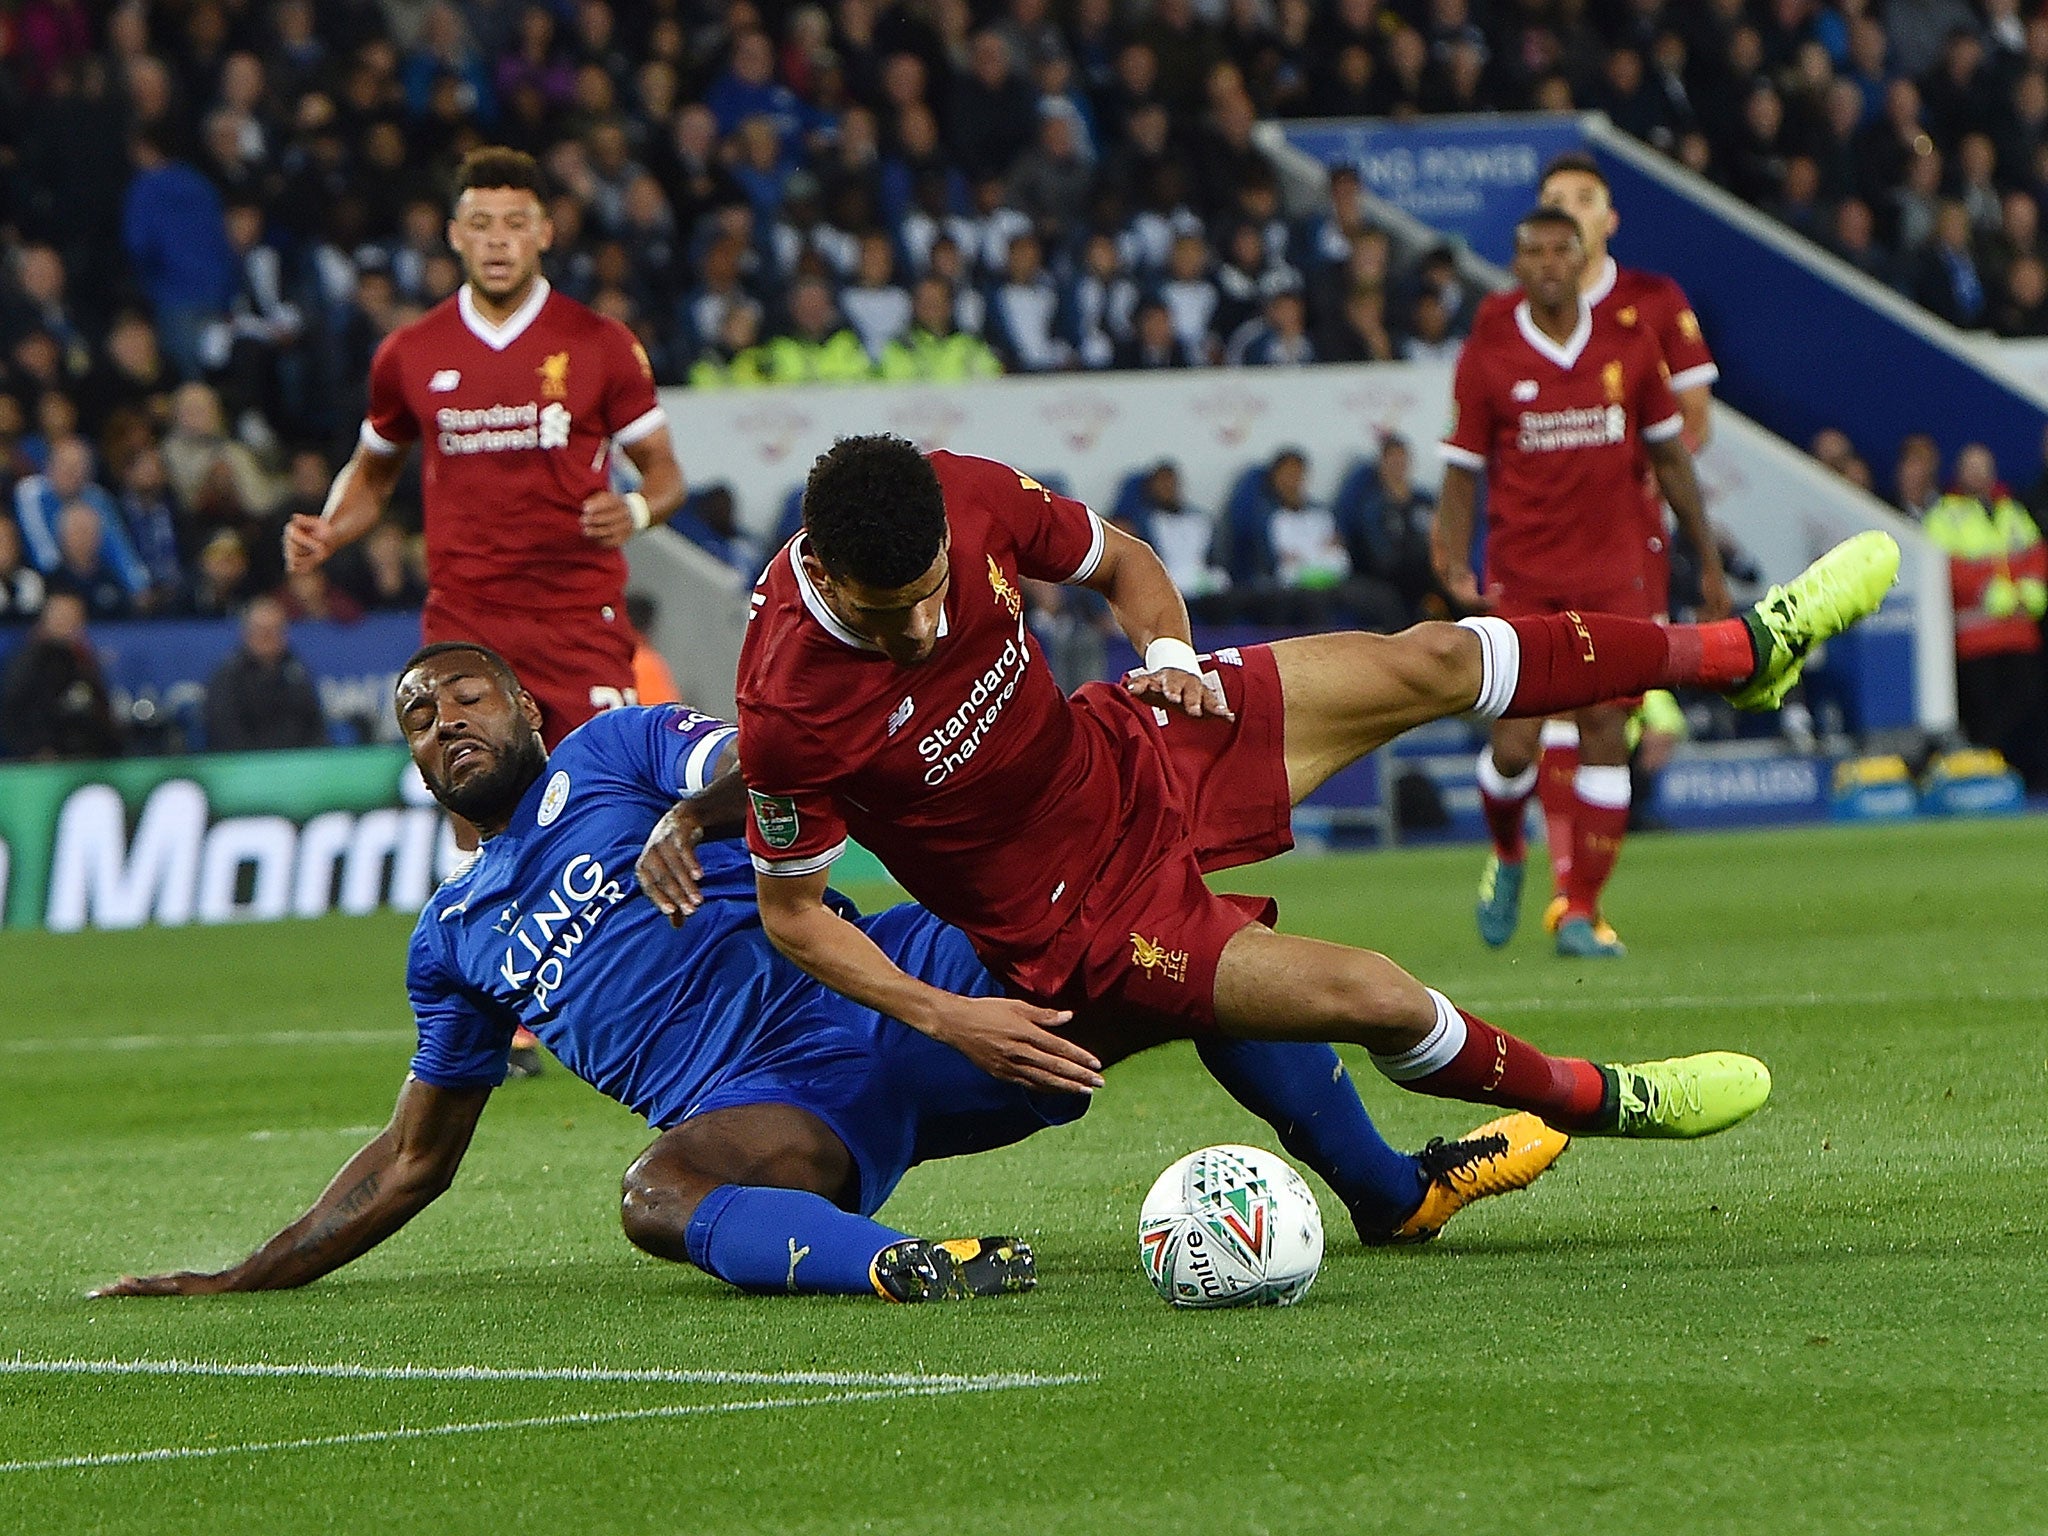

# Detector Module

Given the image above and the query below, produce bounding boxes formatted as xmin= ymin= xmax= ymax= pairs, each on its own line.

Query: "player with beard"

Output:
xmin=91 ymin=645 xmax=1569 ymax=1304
xmin=284 ymin=145 xmax=688 ymax=1074
xmin=731 ymin=433 xmax=1896 ymax=1147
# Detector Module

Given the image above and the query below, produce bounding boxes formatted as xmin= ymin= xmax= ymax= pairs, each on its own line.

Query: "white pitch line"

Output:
xmin=1446 ymin=988 xmax=2048 ymax=1015
xmin=0 ymin=1377 xmax=1089 ymax=1476
xmin=4 ymin=1029 xmax=413 ymax=1054
xmin=0 ymin=1357 xmax=1084 ymax=1391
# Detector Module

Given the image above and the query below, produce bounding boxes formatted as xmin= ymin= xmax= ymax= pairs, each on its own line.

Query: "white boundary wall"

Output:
xmin=643 ymin=363 xmax=1955 ymax=730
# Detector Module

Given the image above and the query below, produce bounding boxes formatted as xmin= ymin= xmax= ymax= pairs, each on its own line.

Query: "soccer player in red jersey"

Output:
xmin=1438 ymin=206 xmax=1728 ymax=960
xmin=284 ymin=145 xmax=686 ymax=1073
xmin=1502 ymin=153 xmax=1725 ymax=943
xmin=284 ymin=146 xmax=685 ymax=750
xmin=722 ymin=427 xmax=1898 ymax=1151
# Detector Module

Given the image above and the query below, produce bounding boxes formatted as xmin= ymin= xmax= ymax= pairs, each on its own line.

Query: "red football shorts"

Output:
xmin=422 ymin=589 xmax=637 ymax=748
xmin=1041 ymin=643 xmax=1293 ymax=1028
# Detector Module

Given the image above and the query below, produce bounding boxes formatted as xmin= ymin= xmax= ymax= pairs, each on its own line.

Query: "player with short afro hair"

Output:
xmin=801 ymin=434 xmax=950 ymax=590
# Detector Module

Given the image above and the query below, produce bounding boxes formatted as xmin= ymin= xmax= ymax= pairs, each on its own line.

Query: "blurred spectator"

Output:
xmin=121 ymin=130 xmax=239 ymax=382
xmin=79 ymin=312 xmax=176 ymax=446
xmin=1112 ymin=297 xmax=1197 ymax=369
xmin=1809 ymin=427 xmax=1875 ymax=492
xmin=203 ymin=595 xmax=328 ymax=752
xmin=0 ymin=517 xmax=49 ymax=624
xmin=189 ymin=529 xmax=255 ymax=619
xmin=879 ymin=278 xmax=1003 ymax=381
xmin=1 ymin=245 xmax=91 ymax=379
xmin=1226 ymin=285 xmax=1316 ymax=367
xmin=279 ymin=566 xmax=365 ymax=625
xmin=1895 ymin=432 xmax=1943 ymax=518
xmin=1913 ymin=201 xmax=1990 ymax=328
xmin=1342 ymin=435 xmax=1444 ymax=627
xmin=51 ymin=499 xmax=137 ymax=620
xmin=338 ymin=519 xmax=428 ymax=612
xmin=1 ymin=589 xmax=122 ymax=760
xmin=13 ymin=437 xmax=149 ymax=603
xmin=1923 ymin=443 xmax=2048 ymax=783
xmin=840 ymin=232 xmax=913 ymax=362
xmin=756 ymin=278 xmax=872 ymax=383
xmin=672 ymin=485 xmax=766 ymax=577
xmin=115 ymin=445 xmax=186 ymax=611
xmin=1120 ymin=460 xmax=1230 ymax=612
xmin=987 ymin=234 xmax=1070 ymax=371
xmin=162 ymin=382 xmax=284 ymax=541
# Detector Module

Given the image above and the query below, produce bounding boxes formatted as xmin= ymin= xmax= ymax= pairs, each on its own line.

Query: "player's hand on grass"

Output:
xmin=283 ymin=513 xmax=334 ymax=573
xmin=927 ymin=996 xmax=1103 ymax=1095
xmin=90 ymin=1269 xmax=238 ymax=1298
xmin=1125 ymin=667 xmax=1232 ymax=721
xmin=579 ymin=490 xmax=638 ymax=549
xmin=638 ymin=801 xmax=708 ymax=924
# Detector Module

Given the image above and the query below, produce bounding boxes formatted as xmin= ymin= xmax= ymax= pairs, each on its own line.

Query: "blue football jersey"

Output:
xmin=405 ymin=704 xmax=875 ymax=1123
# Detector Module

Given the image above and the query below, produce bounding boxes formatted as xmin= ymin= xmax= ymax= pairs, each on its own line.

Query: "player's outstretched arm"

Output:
xmin=1081 ymin=522 xmax=1231 ymax=720
xmin=284 ymin=444 xmax=406 ymax=574
xmin=1431 ymin=465 xmax=1486 ymax=612
xmin=755 ymin=868 xmax=1103 ymax=1094
xmin=638 ymin=743 xmax=747 ymax=923
xmin=90 ymin=1076 xmax=490 ymax=1297
xmin=1647 ymin=435 xmax=1731 ymax=618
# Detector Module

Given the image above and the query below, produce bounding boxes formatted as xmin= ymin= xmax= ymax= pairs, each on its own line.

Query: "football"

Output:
xmin=1138 ymin=1144 xmax=1324 ymax=1308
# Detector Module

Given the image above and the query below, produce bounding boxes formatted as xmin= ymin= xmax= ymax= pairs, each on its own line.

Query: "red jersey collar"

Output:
xmin=1513 ymin=294 xmax=1594 ymax=371
xmin=787 ymin=533 xmax=952 ymax=653
xmin=458 ymin=277 xmax=552 ymax=351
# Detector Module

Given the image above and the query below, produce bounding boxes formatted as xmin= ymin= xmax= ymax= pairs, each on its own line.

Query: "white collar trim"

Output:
xmin=788 ymin=533 xmax=949 ymax=652
xmin=458 ymin=277 xmax=551 ymax=350
xmin=1514 ymin=295 xmax=1594 ymax=371
xmin=1584 ymin=255 xmax=1618 ymax=308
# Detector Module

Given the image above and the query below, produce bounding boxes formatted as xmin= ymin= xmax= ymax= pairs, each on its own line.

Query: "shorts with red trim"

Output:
xmin=422 ymin=589 xmax=637 ymax=749
xmin=1031 ymin=642 xmax=1293 ymax=1030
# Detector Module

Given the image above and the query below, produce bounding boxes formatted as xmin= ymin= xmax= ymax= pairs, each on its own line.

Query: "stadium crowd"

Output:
xmin=4 ymin=0 xmax=2048 ymax=761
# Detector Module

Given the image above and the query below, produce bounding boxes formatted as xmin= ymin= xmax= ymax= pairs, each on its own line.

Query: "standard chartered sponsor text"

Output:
xmin=916 ymin=634 xmax=1030 ymax=786
xmin=1516 ymin=404 xmax=1627 ymax=453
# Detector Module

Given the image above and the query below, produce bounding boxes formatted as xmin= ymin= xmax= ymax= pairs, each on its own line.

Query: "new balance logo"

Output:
xmin=886 ymin=695 xmax=915 ymax=737
xmin=429 ymin=369 xmax=461 ymax=392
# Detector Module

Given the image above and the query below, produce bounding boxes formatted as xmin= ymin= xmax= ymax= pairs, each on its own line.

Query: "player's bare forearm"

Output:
xmin=755 ymin=869 xmax=1100 ymax=1093
xmin=1678 ymin=385 xmax=1712 ymax=453
xmin=1432 ymin=465 xmax=1483 ymax=609
xmin=1082 ymin=523 xmax=1229 ymax=717
xmin=1649 ymin=436 xmax=1729 ymax=616
xmin=92 ymin=1078 xmax=488 ymax=1297
xmin=285 ymin=447 xmax=402 ymax=572
xmin=623 ymin=434 xmax=686 ymax=525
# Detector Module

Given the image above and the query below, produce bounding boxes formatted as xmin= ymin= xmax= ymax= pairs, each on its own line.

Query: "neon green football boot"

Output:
xmin=1725 ymin=531 xmax=1900 ymax=710
xmin=1587 ymin=1052 xmax=1772 ymax=1138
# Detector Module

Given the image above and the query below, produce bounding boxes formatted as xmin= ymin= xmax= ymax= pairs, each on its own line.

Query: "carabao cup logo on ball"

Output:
xmin=1138 ymin=1144 xmax=1323 ymax=1309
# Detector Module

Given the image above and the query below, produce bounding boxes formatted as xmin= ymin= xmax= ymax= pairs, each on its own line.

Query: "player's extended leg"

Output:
xmin=1536 ymin=716 xmax=1580 ymax=903
xmin=1474 ymin=716 xmax=1542 ymax=947
xmin=1555 ymin=702 xmax=1631 ymax=959
xmin=1272 ymin=530 xmax=1900 ymax=797
xmin=1209 ymin=922 xmax=1771 ymax=1139
xmin=619 ymin=1104 xmax=1029 ymax=1301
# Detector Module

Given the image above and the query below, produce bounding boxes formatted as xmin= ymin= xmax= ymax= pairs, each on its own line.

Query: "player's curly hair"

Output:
xmin=801 ymin=434 xmax=947 ymax=588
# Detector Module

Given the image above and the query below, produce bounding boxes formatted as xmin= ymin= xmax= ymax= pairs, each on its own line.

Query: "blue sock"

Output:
xmin=683 ymin=1185 xmax=909 ymax=1295
xmin=1196 ymin=1038 xmax=1426 ymax=1237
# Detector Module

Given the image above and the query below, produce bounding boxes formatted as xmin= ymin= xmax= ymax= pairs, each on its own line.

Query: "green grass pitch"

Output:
xmin=4 ymin=817 xmax=2046 ymax=1534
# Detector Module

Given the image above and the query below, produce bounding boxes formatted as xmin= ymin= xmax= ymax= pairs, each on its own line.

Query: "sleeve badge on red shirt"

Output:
xmin=1677 ymin=309 xmax=1702 ymax=341
xmin=1618 ymin=305 xmax=1638 ymax=327
xmin=750 ymin=790 xmax=800 ymax=849
xmin=1602 ymin=360 xmax=1625 ymax=404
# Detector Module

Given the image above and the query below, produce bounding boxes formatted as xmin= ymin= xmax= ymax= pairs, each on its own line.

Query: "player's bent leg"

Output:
xmin=623 ymin=1104 xmax=914 ymax=1296
xmin=1271 ymin=625 xmax=1483 ymax=802
xmin=1208 ymin=926 xmax=1769 ymax=1139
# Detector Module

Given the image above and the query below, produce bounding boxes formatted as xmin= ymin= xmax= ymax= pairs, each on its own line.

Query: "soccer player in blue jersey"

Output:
xmin=93 ymin=644 xmax=1561 ymax=1304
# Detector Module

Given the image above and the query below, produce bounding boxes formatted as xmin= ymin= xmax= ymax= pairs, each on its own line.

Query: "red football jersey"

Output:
xmin=359 ymin=279 xmax=666 ymax=611
xmin=1441 ymin=297 xmax=1682 ymax=598
xmin=740 ymin=450 xmax=1187 ymax=992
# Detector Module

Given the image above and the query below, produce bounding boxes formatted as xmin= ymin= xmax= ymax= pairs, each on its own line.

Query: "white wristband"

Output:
xmin=1143 ymin=637 xmax=1202 ymax=676
xmin=624 ymin=491 xmax=652 ymax=532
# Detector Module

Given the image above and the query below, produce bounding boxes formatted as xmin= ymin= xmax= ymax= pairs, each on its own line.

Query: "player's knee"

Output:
xmin=618 ymin=1150 xmax=713 ymax=1262
xmin=1392 ymin=621 xmax=1479 ymax=708
xmin=1311 ymin=955 xmax=1432 ymax=1053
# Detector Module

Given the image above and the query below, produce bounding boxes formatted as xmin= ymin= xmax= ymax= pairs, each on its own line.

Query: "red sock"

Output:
xmin=1377 ymin=993 xmax=1609 ymax=1133
xmin=1476 ymin=612 xmax=1756 ymax=717
xmin=1475 ymin=749 xmax=1535 ymax=862
xmin=1536 ymin=734 xmax=1579 ymax=886
xmin=1562 ymin=768 xmax=1631 ymax=922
